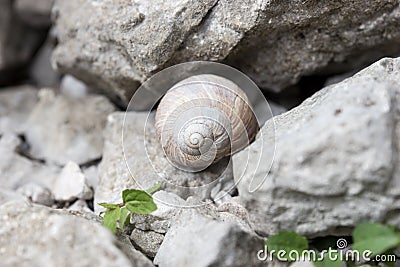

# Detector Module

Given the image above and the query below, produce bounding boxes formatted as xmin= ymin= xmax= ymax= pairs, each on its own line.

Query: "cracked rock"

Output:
xmin=0 ymin=201 xmax=152 ymax=267
xmin=153 ymin=204 xmax=267 ymax=267
xmin=0 ymin=133 xmax=59 ymax=191
xmin=52 ymin=0 xmax=400 ymax=106
xmin=130 ymin=229 xmax=164 ymax=258
xmin=233 ymin=57 xmax=400 ymax=237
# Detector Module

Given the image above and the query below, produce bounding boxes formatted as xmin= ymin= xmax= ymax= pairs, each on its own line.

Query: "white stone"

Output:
xmin=53 ymin=161 xmax=93 ymax=201
xmin=0 ymin=133 xmax=59 ymax=191
xmin=25 ymin=89 xmax=115 ymax=165
xmin=0 ymin=86 xmax=38 ymax=134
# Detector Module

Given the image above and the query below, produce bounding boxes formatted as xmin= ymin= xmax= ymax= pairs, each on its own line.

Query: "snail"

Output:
xmin=155 ymin=74 xmax=259 ymax=172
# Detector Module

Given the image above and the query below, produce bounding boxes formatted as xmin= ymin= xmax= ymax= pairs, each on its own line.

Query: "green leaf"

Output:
xmin=313 ymin=250 xmax=343 ymax=267
xmin=98 ymin=203 xmax=120 ymax=209
xmin=265 ymin=231 xmax=308 ymax=261
xmin=102 ymin=207 xmax=121 ymax=233
xmin=123 ymin=189 xmax=157 ymax=214
xmin=353 ymin=223 xmax=400 ymax=256
xmin=122 ymin=189 xmax=133 ymax=203
xmin=119 ymin=207 xmax=130 ymax=230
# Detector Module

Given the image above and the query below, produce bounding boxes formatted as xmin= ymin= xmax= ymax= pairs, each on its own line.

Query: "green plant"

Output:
xmin=99 ymin=184 xmax=160 ymax=233
xmin=265 ymin=231 xmax=308 ymax=261
xmin=264 ymin=222 xmax=400 ymax=267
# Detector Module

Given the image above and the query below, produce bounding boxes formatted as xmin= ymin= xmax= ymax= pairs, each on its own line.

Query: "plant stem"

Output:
xmin=146 ymin=183 xmax=161 ymax=195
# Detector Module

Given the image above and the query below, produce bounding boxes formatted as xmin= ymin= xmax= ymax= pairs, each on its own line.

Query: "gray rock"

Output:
xmin=52 ymin=0 xmax=400 ymax=105
xmin=233 ymin=57 xmax=400 ymax=237
xmin=68 ymin=199 xmax=92 ymax=213
xmin=0 ymin=201 xmax=152 ymax=267
xmin=153 ymin=206 xmax=266 ymax=267
xmin=83 ymin=165 xmax=99 ymax=190
xmin=16 ymin=182 xmax=54 ymax=206
xmin=25 ymin=89 xmax=116 ymax=165
xmin=116 ymin=233 xmax=155 ymax=267
xmin=95 ymin=112 xmax=233 ymax=212
xmin=130 ymin=190 xmax=186 ymax=234
xmin=53 ymin=161 xmax=93 ymax=202
xmin=60 ymin=75 xmax=90 ymax=98
xmin=0 ymin=189 xmax=27 ymax=206
xmin=0 ymin=85 xmax=38 ymax=134
xmin=30 ymin=37 xmax=60 ymax=88
xmin=14 ymin=0 xmax=53 ymax=27
xmin=0 ymin=133 xmax=60 ymax=191
xmin=130 ymin=229 xmax=164 ymax=258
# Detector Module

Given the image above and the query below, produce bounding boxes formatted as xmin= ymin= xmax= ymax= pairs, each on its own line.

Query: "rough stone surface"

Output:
xmin=153 ymin=206 xmax=266 ymax=267
xmin=131 ymin=191 xmax=186 ymax=238
xmin=0 ymin=85 xmax=38 ymax=134
xmin=25 ymin=89 xmax=115 ymax=165
xmin=0 ymin=201 xmax=153 ymax=267
xmin=53 ymin=161 xmax=93 ymax=202
xmin=0 ymin=189 xmax=27 ymax=206
xmin=95 ymin=112 xmax=233 ymax=212
xmin=233 ymin=57 xmax=400 ymax=237
xmin=0 ymin=133 xmax=59 ymax=191
xmin=52 ymin=0 xmax=400 ymax=105
xmin=129 ymin=191 xmax=186 ymax=234
xmin=16 ymin=182 xmax=54 ymax=206
xmin=130 ymin=229 xmax=164 ymax=258
xmin=68 ymin=199 xmax=92 ymax=213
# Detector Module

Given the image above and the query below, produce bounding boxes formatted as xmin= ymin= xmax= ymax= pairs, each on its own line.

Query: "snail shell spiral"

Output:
xmin=155 ymin=74 xmax=258 ymax=172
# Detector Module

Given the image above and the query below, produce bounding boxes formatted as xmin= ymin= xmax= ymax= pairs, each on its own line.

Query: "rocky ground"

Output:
xmin=0 ymin=1 xmax=399 ymax=267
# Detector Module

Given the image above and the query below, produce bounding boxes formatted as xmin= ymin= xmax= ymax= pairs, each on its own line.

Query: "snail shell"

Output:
xmin=155 ymin=74 xmax=258 ymax=172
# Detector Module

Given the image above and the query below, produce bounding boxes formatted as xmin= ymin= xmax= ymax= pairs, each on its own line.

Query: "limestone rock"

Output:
xmin=16 ymin=182 xmax=54 ymax=206
xmin=153 ymin=207 xmax=266 ymax=267
xmin=0 ymin=85 xmax=38 ymax=134
xmin=0 ymin=189 xmax=27 ymax=206
xmin=68 ymin=199 xmax=92 ymax=213
xmin=60 ymin=75 xmax=90 ymax=98
xmin=129 ymin=191 xmax=186 ymax=234
xmin=233 ymin=57 xmax=400 ymax=237
xmin=25 ymin=89 xmax=116 ymax=165
xmin=0 ymin=201 xmax=152 ymax=267
xmin=130 ymin=229 xmax=164 ymax=258
xmin=52 ymin=0 xmax=400 ymax=105
xmin=53 ymin=161 xmax=93 ymax=202
xmin=0 ymin=133 xmax=59 ymax=191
